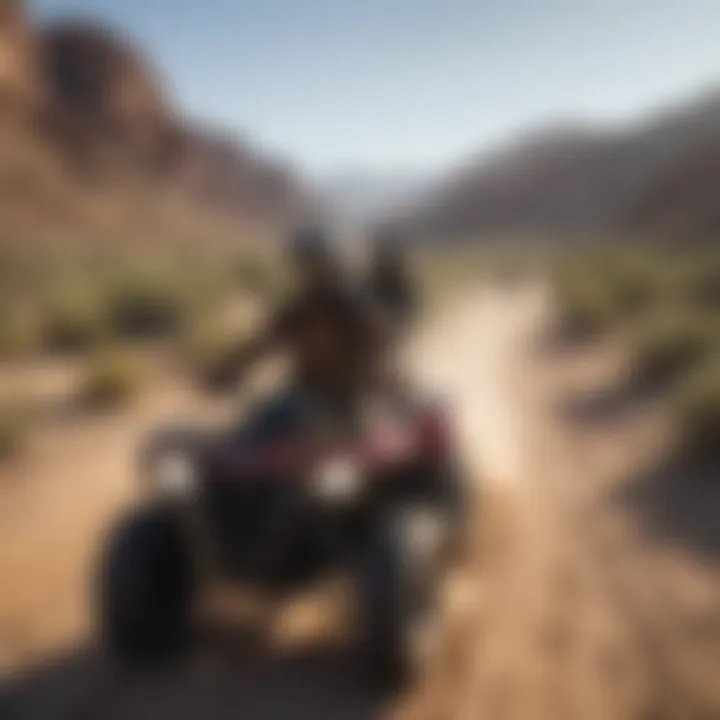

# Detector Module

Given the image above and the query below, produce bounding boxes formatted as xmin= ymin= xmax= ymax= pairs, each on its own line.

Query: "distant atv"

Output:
xmin=97 ymin=390 xmax=467 ymax=691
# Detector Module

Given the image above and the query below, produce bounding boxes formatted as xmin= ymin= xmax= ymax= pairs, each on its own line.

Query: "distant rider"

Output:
xmin=208 ymin=226 xmax=388 ymax=426
xmin=366 ymin=226 xmax=420 ymax=340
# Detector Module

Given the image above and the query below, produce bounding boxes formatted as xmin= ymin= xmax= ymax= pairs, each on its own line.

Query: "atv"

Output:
xmin=97 ymin=389 xmax=467 ymax=691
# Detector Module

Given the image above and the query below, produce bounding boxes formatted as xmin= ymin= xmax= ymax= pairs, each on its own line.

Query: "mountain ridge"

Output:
xmin=399 ymin=87 xmax=720 ymax=239
xmin=0 ymin=2 xmax=312 ymax=248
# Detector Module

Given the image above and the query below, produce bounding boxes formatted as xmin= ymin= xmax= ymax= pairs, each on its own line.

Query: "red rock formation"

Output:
xmin=0 ymin=6 xmax=311 ymax=242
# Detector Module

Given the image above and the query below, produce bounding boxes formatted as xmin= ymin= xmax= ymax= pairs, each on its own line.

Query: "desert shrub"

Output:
xmin=0 ymin=398 xmax=37 ymax=459
xmin=553 ymin=267 xmax=617 ymax=339
xmin=169 ymin=257 xmax=234 ymax=312
xmin=603 ymin=260 xmax=660 ymax=317
xmin=551 ymin=243 xmax=702 ymax=339
xmin=0 ymin=309 xmax=38 ymax=359
xmin=234 ymin=254 xmax=275 ymax=297
xmin=682 ymin=257 xmax=720 ymax=311
xmin=631 ymin=313 xmax=717 ymax=390
xmin=105 ymin=272 xmax=190 ymax=340
xmin=671 ymin=359 xmax=720 ymax=457
xmin=43 ymin=292 xmax=106 ymax=353
xmin=80 ymin=348 xmax=144 ymax=408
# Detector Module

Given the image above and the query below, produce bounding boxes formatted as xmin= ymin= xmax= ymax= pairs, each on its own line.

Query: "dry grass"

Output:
xmin=42 ymin=289 xmax=107 ymax=353
xmin=79 ymin=347 xmax=145 ymax=409
xmin=0 ymin=397 xmax=37 ymax=460
xmin=0 ymin=308 xmax=39 ymax=360
xmin=671 ymin=359 xmax=720 ymax=457
xmin=550 ymin=240 xmax=720 ymax=463
xmin=630 ymin=312 xmax=717 ymax=390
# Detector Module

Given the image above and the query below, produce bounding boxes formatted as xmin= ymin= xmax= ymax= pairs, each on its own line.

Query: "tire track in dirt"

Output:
xmin=514 ymin=323 xmax=720 ymax=720
xmin=548 ymin=393 xmax=720 ymax=720
xmin=397 ymin=283 xmax=559 ymax=720
xmin=445 ymin=286 xmax=634 ymax=720
xmin=402 ymin=282 xmax=706 ymax=720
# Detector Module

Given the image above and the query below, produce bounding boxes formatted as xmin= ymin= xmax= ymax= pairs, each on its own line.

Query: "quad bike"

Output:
xmin=97 ymin=389 xmax=468 ymax=691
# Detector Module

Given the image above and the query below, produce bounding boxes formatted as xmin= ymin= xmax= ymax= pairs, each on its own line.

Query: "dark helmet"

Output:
xmin=286 ymin=225 xmax=337 ymax=266
xmin=372 ymin=224 xmax=407 ymax=265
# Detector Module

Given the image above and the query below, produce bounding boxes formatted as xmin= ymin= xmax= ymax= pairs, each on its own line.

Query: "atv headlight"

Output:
xmin=312 ymin=457 xmax=363 ymax=503
xmin=152 ymin=452 xmax=197 ymax=500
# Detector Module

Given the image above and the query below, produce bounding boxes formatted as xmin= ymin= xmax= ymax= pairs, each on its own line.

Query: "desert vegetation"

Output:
xmin=3 ymin=236 xmax=717 ymax=464
xmin=0 ymin=246 xmax=286 ymax=451
xmin=0 ymin=396 xmax=36 ymax=459
xmin=0 ymin=242 xmax=485 ymax=459
xmin=551 ymin=240 xmax=720 ymax=458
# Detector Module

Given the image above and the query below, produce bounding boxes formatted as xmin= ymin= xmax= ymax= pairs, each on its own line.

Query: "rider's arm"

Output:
xmin=205 ymin=303 xmax=294 ymax=390
xmin=205 ymin=329 xmax=276 ymax=391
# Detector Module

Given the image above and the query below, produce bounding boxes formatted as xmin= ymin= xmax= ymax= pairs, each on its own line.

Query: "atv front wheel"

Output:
xmin=357 ymin=508 xmax=441 ymax=693
xmin=99 ymin=505 xmax=195 ymax=664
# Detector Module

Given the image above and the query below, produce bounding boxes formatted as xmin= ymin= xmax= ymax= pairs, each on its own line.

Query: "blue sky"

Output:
xmin=32 ymin=0 xmax=720 ymax=177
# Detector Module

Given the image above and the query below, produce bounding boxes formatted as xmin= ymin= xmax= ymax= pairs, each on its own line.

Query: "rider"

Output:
xmin=366 ymin=225 xmax=420 ymax=340
xmin=208 ymin=225 xmax=388 ymax=426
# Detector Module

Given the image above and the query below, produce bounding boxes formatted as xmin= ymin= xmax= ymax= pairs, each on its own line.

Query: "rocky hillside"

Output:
xmin=0 ymin=0 xmax=40 ymax=107
xmin=401 ymin=90 xmax=720 ymax=239
xmin=627 ymin=140 xmax=720 ymax=233
xmin=0 ymin=2 xmax=311 ymax=248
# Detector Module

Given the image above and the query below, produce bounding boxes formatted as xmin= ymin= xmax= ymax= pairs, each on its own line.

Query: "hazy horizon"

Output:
xmin=32 ymin=0 xmax=720 ymax=178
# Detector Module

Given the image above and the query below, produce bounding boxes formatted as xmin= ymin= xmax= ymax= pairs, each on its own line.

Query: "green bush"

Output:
xmin=43 ymin=293 xmax=106 ymax=353
xmin=554 ymin=270 xmax=617 ymax=339
xmin=671 ymin=359 xmax=720 ymax=457
xmin=0 ymin=399 xmax=36 ymax=459
xmin=105 ymin=273 xmax=190 ymax=340
xmin=632 ymin=314 xmax=717 ymax=390
xmin=604 ymin=263 xmax=658 ymax=317
xmin=551 ymin=244 xmax=720 ymax=341
xmin=80 ymin=349 xmax=144 ymax=408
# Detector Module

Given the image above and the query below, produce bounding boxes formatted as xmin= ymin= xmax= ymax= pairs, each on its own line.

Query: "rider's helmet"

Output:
xmin=287 ymin=225 xmax=336 ymax=264
xmin=285 ymin=224 xmax=345 ymax=287
xmin=371 ymin=224 xmax=407 ymax=270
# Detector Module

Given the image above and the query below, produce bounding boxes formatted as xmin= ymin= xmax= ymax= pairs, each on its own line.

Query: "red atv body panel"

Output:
xmin=207 ymin=400 xmax=453 ymax=482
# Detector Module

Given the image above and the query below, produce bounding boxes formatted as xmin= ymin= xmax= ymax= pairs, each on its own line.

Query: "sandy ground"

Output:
xmin=1 ymin=282 xmax=720 ymax=720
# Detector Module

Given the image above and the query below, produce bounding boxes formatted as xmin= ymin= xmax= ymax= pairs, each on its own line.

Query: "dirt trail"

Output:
xmin=0 ymin=376 xmax=236 ymax=674
xmin=401 ymin=281 xmax=720 ymax=720
xmin=1 ymin=282 xmax=720 ymax=719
